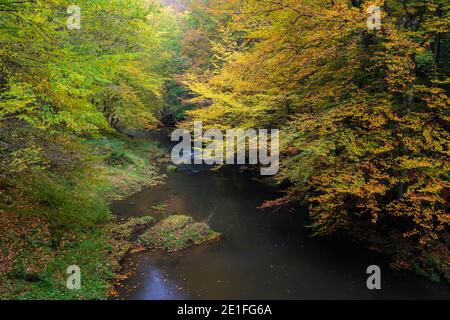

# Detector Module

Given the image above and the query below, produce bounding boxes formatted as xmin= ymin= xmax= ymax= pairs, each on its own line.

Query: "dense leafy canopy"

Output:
xmin=182 ymin=0 xmax=449 ymax=278
xmin=0 ymin=0 xmax=182 ymax=131
xmin=0 ymin=0 xmax=449 ymax=287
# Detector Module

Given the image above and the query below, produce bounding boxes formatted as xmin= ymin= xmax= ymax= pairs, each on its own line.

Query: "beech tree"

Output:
xmin=183 ymin=0 xmax=450 ymax=280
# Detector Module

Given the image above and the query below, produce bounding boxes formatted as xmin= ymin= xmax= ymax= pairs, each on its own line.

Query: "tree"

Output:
xmin=183 ymin=0 xmax=450 ymax=280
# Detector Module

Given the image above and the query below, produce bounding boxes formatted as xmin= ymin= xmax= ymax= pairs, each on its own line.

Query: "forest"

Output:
xmin=0 ymin=0 xmax=449 ymax=299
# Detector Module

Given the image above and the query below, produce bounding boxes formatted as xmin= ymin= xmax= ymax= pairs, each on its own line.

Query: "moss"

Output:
xmin=166 ymin=164 xmax=178 ymax=173
xmin=109 ymin=216 xmax=155 ymax=241
xmin=151 ymin=203 xmax=168 ymax=212
xmin=138 ymin=215 xmax=221 ymax=252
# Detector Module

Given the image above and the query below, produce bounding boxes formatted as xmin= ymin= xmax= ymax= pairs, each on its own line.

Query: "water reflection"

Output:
xmin=119 ymin=253 xmax=188 ymax=300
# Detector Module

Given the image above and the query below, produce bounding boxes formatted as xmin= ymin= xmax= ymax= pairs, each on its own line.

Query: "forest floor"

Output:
xmin=0 ymin=133 xmax=169 ymax=299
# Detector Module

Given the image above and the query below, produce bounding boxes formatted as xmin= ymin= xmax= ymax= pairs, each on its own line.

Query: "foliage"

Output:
xmin=183 ymin=0 xmax=450 ymax=279
xmin=0 ymin=0 xmax=182 ymax=299
xmin=138 ymin=215 xmax=221 ymax=251
xmin=1 ymin=0 xmax=449 ymax=297
xmin=87 ymin=134 xmax=166 ymax=198
xmin=0 ymin=133 xmax=165 ymax=299
xmin=0 ymin=0 xmax=182 ymax=131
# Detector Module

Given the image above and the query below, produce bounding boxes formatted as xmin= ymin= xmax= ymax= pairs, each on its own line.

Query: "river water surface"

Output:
xmin=113 ymin=134 xmax=450 ymax=300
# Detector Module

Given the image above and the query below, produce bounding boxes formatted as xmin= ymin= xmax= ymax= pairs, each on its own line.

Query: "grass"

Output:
xmin=0 ymin=133 xmax=166 ymax=300
xmin=138 ymin=215 xmax=221 ymax=252
xmin=0 ymin=210 xmax=116 ymax=300
xmin=5 ymin=232 xmax=114 ymax=300
xmin=86 ymin=133 xmax=166 ymax=199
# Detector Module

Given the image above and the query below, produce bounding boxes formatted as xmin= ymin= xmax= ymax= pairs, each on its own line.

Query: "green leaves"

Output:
xmin=0 ymin=0 xmax=181 ymax=132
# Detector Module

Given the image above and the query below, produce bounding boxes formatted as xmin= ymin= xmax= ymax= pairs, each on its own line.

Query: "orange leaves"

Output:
xmin=182 ymin=0 xmax=450 ymax=279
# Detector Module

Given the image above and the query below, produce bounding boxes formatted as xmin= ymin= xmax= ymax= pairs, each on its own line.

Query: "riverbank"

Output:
xmin=0 ymin=132 xmax=167 ymax=299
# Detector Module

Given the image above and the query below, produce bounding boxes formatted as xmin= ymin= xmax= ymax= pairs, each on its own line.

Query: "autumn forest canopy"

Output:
xmin=0 ymin=0 xmax=449 ymax=298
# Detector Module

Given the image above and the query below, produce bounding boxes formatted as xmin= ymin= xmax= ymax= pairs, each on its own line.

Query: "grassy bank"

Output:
xmin=0 ymin=132 xmax=165 ymax=300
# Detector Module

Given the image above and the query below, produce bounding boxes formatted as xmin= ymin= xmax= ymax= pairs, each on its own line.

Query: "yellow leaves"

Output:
xmin=397 ymin=156 xmax=439 ymax=170
xmin=385 ymin=173 xmax=449 ymax=244
xmin=9 ymin=146 xmax=45 ymax=174
xmin=181 ymin=0 xmax=450 ymax=259
xmin=363 ymin=181 xmax=388 ymax=195
xmin=0 ymin=0 xmax=175 ymax=133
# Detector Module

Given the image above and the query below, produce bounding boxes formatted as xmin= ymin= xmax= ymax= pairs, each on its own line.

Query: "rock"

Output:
xmin=239 ymin=166 xmax=250 ymax=172
xmin=138 ymin=215 xmax=221 ymax=252
xmin=166 ymin=165 xmax=178 ymax=173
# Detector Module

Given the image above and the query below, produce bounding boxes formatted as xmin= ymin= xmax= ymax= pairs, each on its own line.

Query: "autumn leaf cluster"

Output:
xmin=183 ymin=0 xmax=450 ymax=279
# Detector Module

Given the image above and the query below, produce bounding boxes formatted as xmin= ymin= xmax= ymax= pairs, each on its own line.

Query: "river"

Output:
xmin=113 ymin=133 xmax=450 ymax=300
